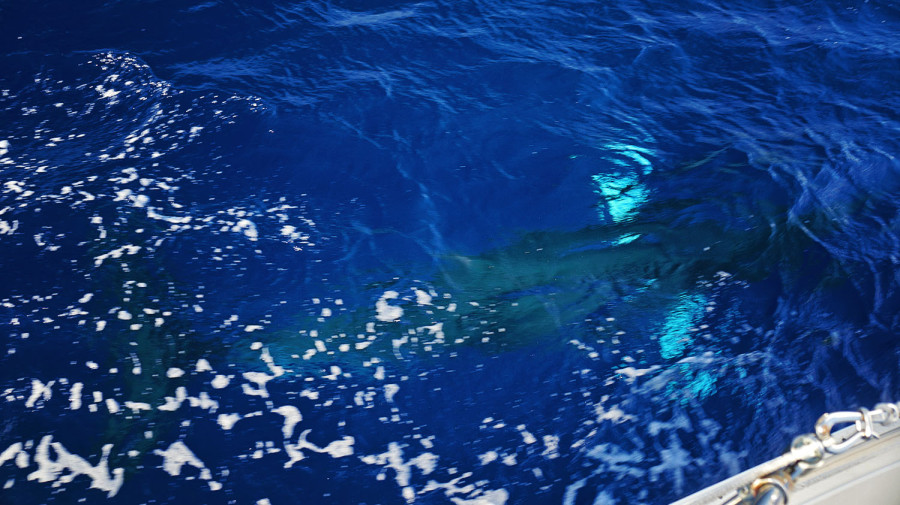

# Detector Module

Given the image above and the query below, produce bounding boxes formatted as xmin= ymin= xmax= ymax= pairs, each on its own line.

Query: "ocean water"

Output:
xmin=0 ymin=1 xmax=898 ymax=504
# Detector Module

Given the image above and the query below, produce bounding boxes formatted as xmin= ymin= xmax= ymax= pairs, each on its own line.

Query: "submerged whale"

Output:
xmin=258 ymin=146 xmax=817 ymax=368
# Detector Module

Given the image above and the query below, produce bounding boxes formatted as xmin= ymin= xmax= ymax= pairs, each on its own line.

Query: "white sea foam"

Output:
xmin=27 ymin=436 xmax=124 ymax=497
xmin=4 ymin=180 xmax=25 ymax=193
xmin=124 ymin=401 xmax=151 ymax=412
xmin=478 ymin=451 xmax=498 ymax=465
xmin=272 ymin=405 xmax=302 ymax=439
xmin=187 ymin=392 xmax=218 ymax=412
xmin=648 ymin=434 xmax=690 ymax=494
xmin=232 ymin=219 xmax=258 ymax=240
xmin=157 ymin=387 xmax=188 ymax=412
xmin=384 ymin=384 xmax=400 ymax=403
xmin=211 ymin=375 xmax=230 ymax=389
xmin=26 ymin=379 xmax=53 ymax=408
xmin=217 ymin=413 xmax=242 ymax=430
xmin=516 ymin=425 xmax=536 ymax=445
xmin=450 ymin=489 xmax=509 ymax=505
xmin=242 ymin=372 xmax=274 ymax=398
xmin=69 ymin=383 xmax=83 ymax=410
xmin=375 ymin=291 xmax=403 ymax=322
xmin=0 ymin=220 xmax=18 ymax=235
xmin=154 ymin=441 xmax=213 ymax=482
xmin=361 ymin=443 xmax=437 ymax=502
xmin=95 ymin=85 xmax=120 ymax=99
xmin=422 ymin=474 xmax=508 ymax=505
xmin=147 ymin=208 xmax=192 ymax=224
xmin=283 ymin=430 xmax=354 ymax=468
xmin=414 ymin=289 xmax=432 ymax=305
xmin=93 ymin=245 xmax=141 ymax=267
xmin=0 ymin=443 xmax=23 ymax=467
xmin=541 ymin=435 xmax=559 ymax=459
xmin=132 ymin=194 xmax=150 ymax=208
xmin=615 ymin=366 xmax=659 ymax=382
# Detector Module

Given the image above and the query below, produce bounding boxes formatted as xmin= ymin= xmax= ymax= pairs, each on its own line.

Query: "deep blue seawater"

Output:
xmin=1 ymin=1 xmax=899 ymax=504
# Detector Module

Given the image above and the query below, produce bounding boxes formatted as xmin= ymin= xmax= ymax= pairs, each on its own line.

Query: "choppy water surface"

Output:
xmin=1 ymin=1 xmax=898 ymax=504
